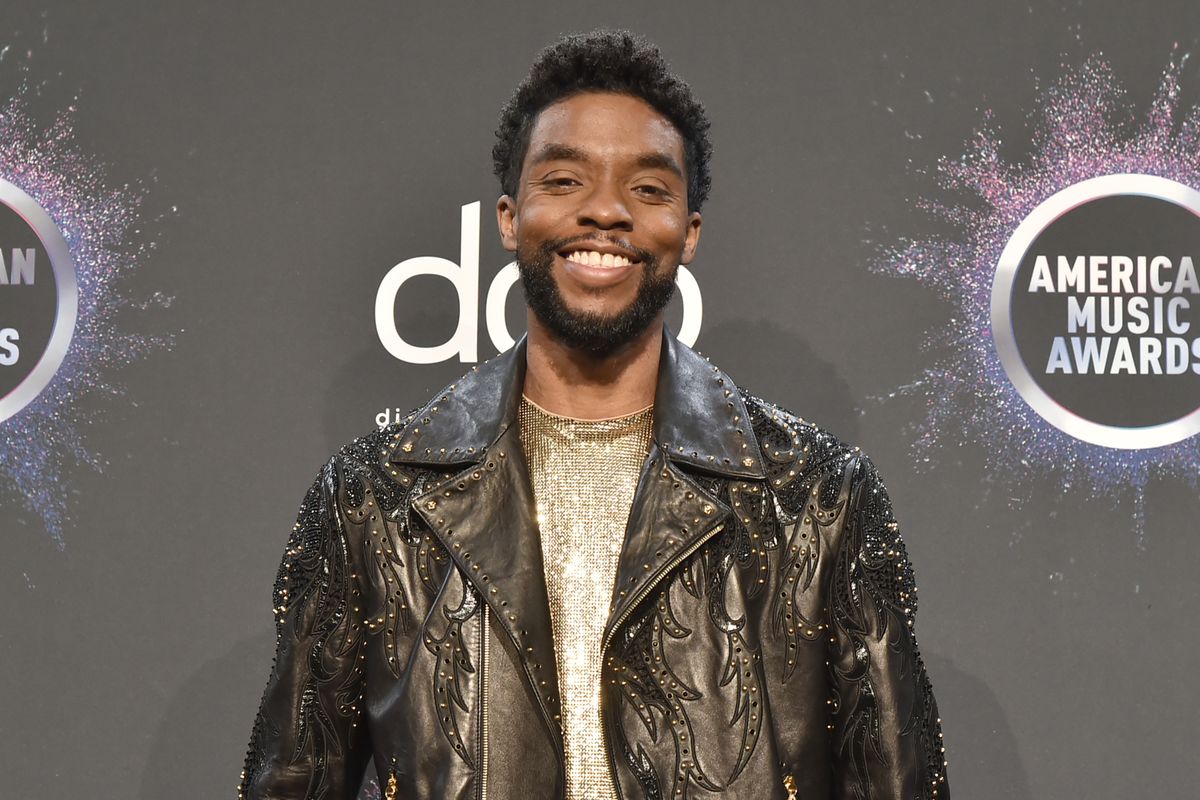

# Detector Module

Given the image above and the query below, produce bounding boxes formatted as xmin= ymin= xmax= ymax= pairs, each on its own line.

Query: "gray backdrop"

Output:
xmin=2 ymin=2 xmax=1198 ymax=798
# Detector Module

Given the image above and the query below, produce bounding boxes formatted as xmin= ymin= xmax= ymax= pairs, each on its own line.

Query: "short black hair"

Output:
xmin=493 ymin=30 xmax=712 ymax=212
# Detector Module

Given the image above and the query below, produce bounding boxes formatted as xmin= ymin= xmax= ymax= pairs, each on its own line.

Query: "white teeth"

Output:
xmin=564 ymin=250 xmax=634 ymax=268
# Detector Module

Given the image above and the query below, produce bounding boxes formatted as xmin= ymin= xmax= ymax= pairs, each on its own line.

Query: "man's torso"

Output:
xmin=239 ymin=335 xmax=949 ymax=800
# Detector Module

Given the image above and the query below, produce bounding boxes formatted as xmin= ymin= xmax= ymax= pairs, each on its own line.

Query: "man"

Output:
xmin=240 ymin=30 xmax=949 ymax=800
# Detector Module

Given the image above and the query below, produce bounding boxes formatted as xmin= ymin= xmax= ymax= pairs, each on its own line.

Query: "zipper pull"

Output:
xmin=782 ymin=773 xmax=798 ymax=799
xmin=384 ymin=771 xmax=398 ymax=800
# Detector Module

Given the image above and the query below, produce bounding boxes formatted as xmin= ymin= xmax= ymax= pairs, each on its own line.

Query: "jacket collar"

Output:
xmin=385 ymin=326 xmax=765 ymax=480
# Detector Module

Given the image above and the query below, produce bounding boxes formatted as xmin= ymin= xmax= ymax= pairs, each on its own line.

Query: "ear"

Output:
xmin=680 ymin=211 xmax=702 ymax=265
xmin=496 ymin=195 xmax=519 ymax=252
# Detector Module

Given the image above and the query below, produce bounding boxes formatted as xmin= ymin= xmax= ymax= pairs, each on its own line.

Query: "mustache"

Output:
xmin=539 ymin=234 xmax=655 ymax=264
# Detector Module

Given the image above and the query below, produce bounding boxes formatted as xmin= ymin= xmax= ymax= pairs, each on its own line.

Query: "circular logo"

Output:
xmin=992 ymin=174 xmax=1200 ymax=449
xmin=0 ymin=178 xmax=77 ymax=424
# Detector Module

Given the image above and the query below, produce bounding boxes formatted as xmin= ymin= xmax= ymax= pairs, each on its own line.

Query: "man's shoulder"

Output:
xmin=737 ymin=387 xmax=874 ymax=497
xmin=734 ymin=387 xmax=908 ymax=543
xmin=340 ymin=413 xmax=415 ymax=460
xmin=317 ymin=409 xmax=425 ymax=487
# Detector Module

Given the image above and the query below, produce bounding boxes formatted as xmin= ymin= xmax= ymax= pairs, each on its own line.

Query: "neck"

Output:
xmin=522 ymin=313 xmax=663 ymax=419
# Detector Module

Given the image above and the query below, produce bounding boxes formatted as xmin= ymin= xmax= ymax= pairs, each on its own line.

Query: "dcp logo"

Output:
xmin=375 ymin=202 xmax=703 ymax=363
xmin=0 ymin=178 xmax=77 ymax=424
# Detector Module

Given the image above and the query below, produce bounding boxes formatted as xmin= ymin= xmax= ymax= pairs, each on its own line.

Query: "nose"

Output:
xmin=576 ymin=180 xmax=633 ymax=231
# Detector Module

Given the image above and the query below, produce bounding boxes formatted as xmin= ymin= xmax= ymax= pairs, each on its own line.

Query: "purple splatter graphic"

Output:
xmin=0 ymin=48 xmax=170 ymax=547
xmin=873 ymin=52 xmax=1200 ymax=543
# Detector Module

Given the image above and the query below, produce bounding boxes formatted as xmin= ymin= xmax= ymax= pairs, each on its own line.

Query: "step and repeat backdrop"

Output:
xmin=2 ymin=2 xmax=1198 ymax=798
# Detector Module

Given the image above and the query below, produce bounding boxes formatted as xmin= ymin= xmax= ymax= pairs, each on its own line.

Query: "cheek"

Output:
xmin=646 ymin=213 xmax=691 ymax=255
xmin=515 ymin=197 xmax=571 ymax=238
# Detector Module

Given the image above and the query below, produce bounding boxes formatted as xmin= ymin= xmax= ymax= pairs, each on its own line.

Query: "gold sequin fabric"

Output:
xmin=518 ymin=396 xmax=654 ymax=800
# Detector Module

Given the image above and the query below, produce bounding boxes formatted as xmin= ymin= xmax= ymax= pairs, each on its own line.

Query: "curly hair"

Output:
xmin=493 ymin=30 xmax=712 ymax=212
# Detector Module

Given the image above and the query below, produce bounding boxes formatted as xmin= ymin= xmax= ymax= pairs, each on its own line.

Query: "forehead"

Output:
xmin=525 ymin=92 xmax=686 ymax=166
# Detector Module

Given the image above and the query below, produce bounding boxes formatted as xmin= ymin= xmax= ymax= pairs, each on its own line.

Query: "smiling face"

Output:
xmin=497 ymin=91 xmax=702 ymax=356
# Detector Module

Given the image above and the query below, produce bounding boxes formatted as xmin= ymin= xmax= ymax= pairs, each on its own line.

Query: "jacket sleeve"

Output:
xmin=826 ymin=454 xmax=949 ymax=799
xmin=239 ymin=458 xmax=372 ymax=800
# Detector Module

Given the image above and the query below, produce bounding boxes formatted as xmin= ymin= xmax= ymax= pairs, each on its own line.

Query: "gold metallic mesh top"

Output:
xmin=518 ymin=396 xmax=654 ymax=800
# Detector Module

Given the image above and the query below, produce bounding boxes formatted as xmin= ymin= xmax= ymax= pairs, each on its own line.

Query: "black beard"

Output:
xmin=517 ymin=236 xmax=678 ymax=357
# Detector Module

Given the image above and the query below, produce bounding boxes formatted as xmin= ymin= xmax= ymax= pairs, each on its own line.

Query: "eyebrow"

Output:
xmin=527 ymin=142 xmax=685 ymax=180
xmin=633 ymin=152 xmax=684 ymax=180
xmin=527 ymin=143 xmax=591 ymax=167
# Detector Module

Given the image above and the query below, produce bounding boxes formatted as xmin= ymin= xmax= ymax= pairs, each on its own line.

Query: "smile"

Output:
xmin=563 ymin=250 xmax=636 ymax=268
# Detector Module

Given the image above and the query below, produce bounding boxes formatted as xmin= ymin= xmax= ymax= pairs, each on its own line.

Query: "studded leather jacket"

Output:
xmin=239 ymin=331 xmax=950 ymax=800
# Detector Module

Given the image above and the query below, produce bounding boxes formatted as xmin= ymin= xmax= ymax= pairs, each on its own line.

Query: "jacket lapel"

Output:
xmin=603 ymin=332 xmax=765 ymax=643
xmin=385 ymin=340 xmax=565 ymax=750
xmin=409 ymin=424 xmax=564 ymax=752
xmin=602 ymin=444 xmax=730 ymax=648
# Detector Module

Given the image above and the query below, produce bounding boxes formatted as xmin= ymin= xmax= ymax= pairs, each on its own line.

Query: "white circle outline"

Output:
xmin=991 ymin=173 xmax=1200 ymax=450
xmin=0 ymin=179 xmax=78 ymax=424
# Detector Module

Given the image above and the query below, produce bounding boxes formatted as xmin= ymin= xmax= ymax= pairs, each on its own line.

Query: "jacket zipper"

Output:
xmin=599 ymin=522 xmax=725 ymax=800
xmin=478 ymin=604 xmax=490 ymax=800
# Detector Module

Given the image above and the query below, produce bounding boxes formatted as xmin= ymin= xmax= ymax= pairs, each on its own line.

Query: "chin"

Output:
xmin=563 ymin=302 xmax=638 ymax=326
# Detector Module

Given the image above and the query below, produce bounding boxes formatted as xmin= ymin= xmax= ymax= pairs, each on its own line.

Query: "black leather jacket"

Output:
xmin=240 ymin=331 xmax=949 ymax=799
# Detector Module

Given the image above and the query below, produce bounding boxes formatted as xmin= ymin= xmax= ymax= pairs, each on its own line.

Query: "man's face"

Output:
xmin=497 ymin=91 xmax=702 ymax=355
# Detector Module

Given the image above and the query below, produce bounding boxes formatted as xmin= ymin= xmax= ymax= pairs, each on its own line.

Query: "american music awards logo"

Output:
xmin=993 ymin=174 xmax=1200 ymax=450
xmin=0 ymin=178 xmax=77 ymax=424
xmin=0 ymin=69 xmax=167 ymax=546
xmin=876 ymin=54 xmax=1200 ymax=538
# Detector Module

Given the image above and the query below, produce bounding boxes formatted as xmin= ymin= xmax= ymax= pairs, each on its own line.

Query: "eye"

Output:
xmin=633 ymin=183 xmax=673 ymax=200
xmin=540 ymin=173 xmax=580 ymax=190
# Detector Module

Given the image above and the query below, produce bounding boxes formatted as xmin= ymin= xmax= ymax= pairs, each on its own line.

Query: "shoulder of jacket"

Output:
xmin=322 ymin=411 xmax=419 ymax=469
xmin=300 ymin=412 xmax=426 ymax=513
xmin=738 ymin=388 xmax=872 ymax=498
